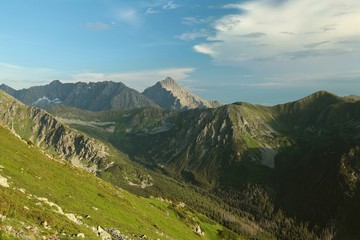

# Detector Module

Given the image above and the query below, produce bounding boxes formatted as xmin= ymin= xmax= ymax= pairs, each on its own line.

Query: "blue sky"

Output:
xmin=1 ymin=0 xmax=360 ymax=105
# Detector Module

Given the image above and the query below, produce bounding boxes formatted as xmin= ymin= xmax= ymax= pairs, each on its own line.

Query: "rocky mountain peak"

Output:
xmin=143 ymin=77 xmax=222 ymax=110
xmin=159 ymin=77 xmax=179 ymax=89
xmin=49 ymin=80 xmax=62 ymax=85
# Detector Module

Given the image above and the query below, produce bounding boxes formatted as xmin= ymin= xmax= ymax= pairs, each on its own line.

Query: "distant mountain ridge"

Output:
xmin=0 ymin=80 xmax=158 ymax=111
xmin=143 ymin=77 xmax=222 ymax=110
xmin=0 ymin=78 xmax=221 ymax=111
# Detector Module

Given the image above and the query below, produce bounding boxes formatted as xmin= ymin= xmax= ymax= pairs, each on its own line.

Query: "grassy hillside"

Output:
xmin=0 ymin=90 xmax=271 ymax=239
xmin=0 ymin=124 xmax=240 ymax=240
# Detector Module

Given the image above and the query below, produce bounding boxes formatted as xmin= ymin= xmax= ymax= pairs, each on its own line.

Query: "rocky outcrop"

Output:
xmin=0 ymin=90 xmax=110 ymax=172
xmin=143 ymin=77 xmax=221 ymax=110
xmin=95 ymin=226 xmax=112 ymax=240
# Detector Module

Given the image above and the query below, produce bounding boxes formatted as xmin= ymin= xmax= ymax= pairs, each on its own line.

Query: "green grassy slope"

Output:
xmin=0 ymin=125 xmax=238 ymax=240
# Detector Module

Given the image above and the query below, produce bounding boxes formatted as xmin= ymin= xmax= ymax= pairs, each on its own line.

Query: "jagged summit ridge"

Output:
xmin=143 ymin=77 xmax=222 ymax=110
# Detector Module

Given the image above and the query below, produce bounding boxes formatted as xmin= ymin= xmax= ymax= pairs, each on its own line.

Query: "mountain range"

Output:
xmin=1 ymin=79 xmax=360 ymax=240
xmin=0 ymin=77 xmax=221 ymax=111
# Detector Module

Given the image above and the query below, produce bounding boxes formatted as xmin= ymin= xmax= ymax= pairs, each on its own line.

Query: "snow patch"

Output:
xmin=32 ymin=96 xmax=62 ymax=105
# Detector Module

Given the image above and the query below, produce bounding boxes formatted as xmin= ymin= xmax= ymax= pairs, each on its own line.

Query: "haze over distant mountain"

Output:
xmin=0 ymin=80 xmax=158 ymax=111
xmin=143 ymin=77 xmax=222 ymax=110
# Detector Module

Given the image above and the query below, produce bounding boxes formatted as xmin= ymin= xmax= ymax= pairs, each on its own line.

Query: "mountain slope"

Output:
xmin=0 ymin=90 xmax=270 ymax=239
xmin=0 ymin=124 xmax=233 ymax=240
xmin=1 ymin=80 xmax=157 ymax=111
xmin=143 ymin=77 xmax=221 ymax=110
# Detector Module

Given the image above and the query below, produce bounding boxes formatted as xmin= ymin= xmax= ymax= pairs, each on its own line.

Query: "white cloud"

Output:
xmin=195 ymin=0 xmax=360 ymax=63
xmin=84 ymin=22 xmax=112 ymax=31
xmin=176 ymin=29 xmax=209 ymax=41
xmin=66 ymin=68 xmax=195 ymax=91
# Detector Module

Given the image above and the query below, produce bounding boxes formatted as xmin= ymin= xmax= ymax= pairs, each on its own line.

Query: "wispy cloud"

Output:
xmin=162 ymin=1 xmax=179 ymax=10
xmin=143 ymin=0 xmax=179 ymax=14
xmin=0 ymin=62 xmax=57 ymax=89
xmin=182 ymin=16 xmax=212 ymax=25
xmin=176 ymin=29 xmax=209 ymax=41
xmin=66 ymin=68 xmax=195 ymax=91
xmin=145 ymin=8 xmax=159 ymax=15
xmin=84 ymin=22 xmax=112 ymax=31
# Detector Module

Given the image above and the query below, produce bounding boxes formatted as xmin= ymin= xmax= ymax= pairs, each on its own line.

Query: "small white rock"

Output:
xmin=77 ymin=233 xmax=85 ymax=238
xmin=0 ymin=174 xmax=9 ymax=188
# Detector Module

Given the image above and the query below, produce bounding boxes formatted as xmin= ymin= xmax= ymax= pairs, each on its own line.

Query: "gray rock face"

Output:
xmin=0 ymin=90 xmax=110 ymax=172
xmin=1 ymin=80 xmax=157 ymax=111
xmin=143 ymin=77 xmax=221 ymax=110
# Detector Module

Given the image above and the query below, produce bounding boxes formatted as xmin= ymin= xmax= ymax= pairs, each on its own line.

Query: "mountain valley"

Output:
xmin=1 ymin=79 xmax=360 ymax=239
